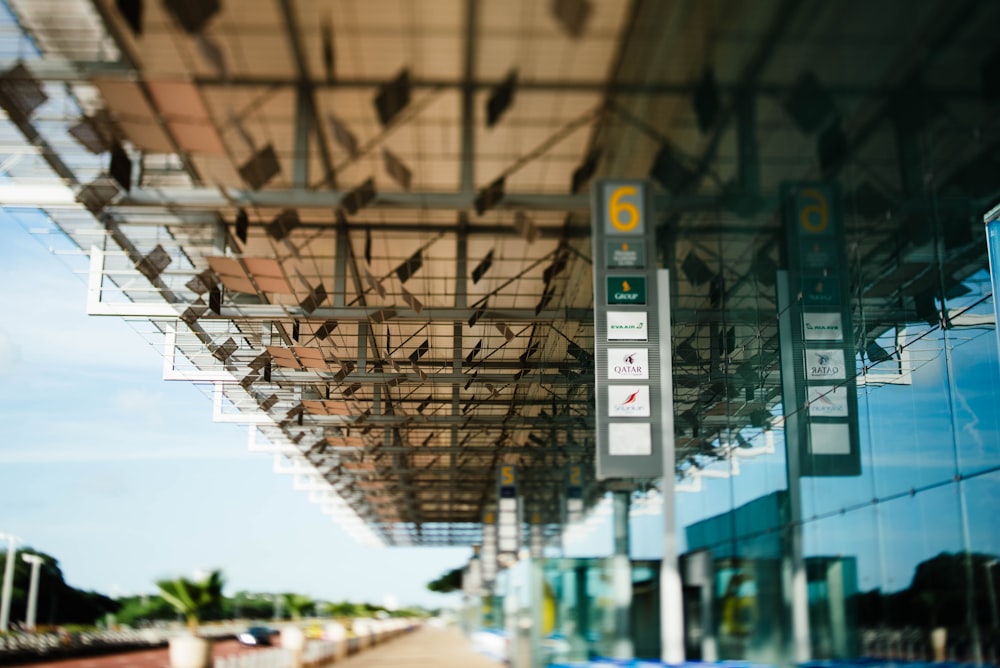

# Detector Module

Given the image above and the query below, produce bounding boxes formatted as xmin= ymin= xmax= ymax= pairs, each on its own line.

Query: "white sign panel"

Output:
xmin=806 ymin=348 xmax=846 ymax=380
xmin=607 ymin=348 xmax=649 ymax=379
xmin=607 ymin=311 xmax=648 ymax=341
xmin=803 ymin=312 xmax=843 ymax=341
xmin=608 ymin=422 xmax=652 ymax=455
xmin=809 ymin=423 xmax=851 ymax=454
xmin=608 ymin=385 xmax=651 ymax=417
xmin=808 ymin=385 xmax=850 ymax=417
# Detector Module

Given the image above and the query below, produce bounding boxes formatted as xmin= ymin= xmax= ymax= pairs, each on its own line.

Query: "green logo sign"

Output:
xmin=607 ymin=276 xmax=646 ymax=304
xmin=606 ymin=240 xmax=645 ymax=268
xmin=801 ymin=276 xmax=841 ymax=306
xmin=799 ymin=239 xmax=840 ymax=271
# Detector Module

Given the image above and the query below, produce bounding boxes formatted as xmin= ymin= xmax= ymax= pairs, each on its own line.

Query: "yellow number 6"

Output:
xmin=609 ymin=186 xmax=640 ymax=232
xmin=799 ymin=188 xmax=829 ymax=233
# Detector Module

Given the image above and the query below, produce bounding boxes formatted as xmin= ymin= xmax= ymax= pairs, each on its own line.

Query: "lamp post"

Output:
xmin=0 ymin=533 xmax=18 ymax=632
xmin=21 ymin=554 xmax=44 ymax=631
xmin=986 ymin=559 xmax=999 ymax=631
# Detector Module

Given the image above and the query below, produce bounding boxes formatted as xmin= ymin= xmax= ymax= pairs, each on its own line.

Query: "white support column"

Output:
xmin=657 ymin=269 xmax=685 ymax=663
xmin=22 ymin=554 xmax=44 ymax=630
xmin=0 ymin=534 xmax=17 ymax=632
xmin=610 ymin=490 xmax=633 ymax=660
xmin=777 ymin=271 xmax=811 ymax=663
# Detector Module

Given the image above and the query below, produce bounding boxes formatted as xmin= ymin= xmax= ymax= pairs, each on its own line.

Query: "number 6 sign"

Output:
xmin=603 ymin=183 xmax=645 ymax=235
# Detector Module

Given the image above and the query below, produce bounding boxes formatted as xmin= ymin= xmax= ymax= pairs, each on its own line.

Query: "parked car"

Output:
xmin=237 ymin=626 xmax=278 ymax=646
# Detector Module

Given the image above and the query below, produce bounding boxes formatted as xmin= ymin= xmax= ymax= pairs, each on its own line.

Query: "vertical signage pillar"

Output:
xmin=481 ymin=509 xmax=498 ymax=586
xmin=591 ymin=180 xmax=670 ymax=479
xmin=497 ymin=464 xmax=520 ymax=566
xmin=564 ymin=464 xmax=584 ymax=522
xmin=780 ymin=182 xmax=860 ymax=476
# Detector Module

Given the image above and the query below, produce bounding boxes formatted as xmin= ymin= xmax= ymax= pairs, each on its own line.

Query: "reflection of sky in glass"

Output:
xmin=804 ymin=312 xmax=998 ymax=592
xmin=618 ymin=267 xmax=1000 ymax=595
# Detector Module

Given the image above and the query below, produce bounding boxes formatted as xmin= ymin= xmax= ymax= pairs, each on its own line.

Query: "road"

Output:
xmin=11 ymin=638 xmax=270 ymax=668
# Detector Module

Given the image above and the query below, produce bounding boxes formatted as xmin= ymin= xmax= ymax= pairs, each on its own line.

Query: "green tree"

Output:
xmin=114 ymin=595 xmax=176 ymax=626
xmin=155 ymin=569 xmax=225 ymax=635
xmin=280 ymin=593 xmax=314 ymax=619
xmin=0 ymin=548 xmax=118 ymax=627
xmin=231 ymin=592 xmax=274 ymax=620
xmin=427 ymin=566 xmax=463 ymax=594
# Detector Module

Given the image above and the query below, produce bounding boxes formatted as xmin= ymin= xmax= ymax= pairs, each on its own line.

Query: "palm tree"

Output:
xmin=156 ymin=569 xmax=225 ymax=635
xmin=281 ymin=593 xmax=314 ymax=620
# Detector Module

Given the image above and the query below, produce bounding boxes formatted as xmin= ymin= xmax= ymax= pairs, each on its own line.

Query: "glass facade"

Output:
xmin=504 ymin=229 xmax=998 ymax=665
xmin=530 ymin=5 xmax=1000 ymax=663
xmin=655 ymin=154 xmax=1000 ymax=667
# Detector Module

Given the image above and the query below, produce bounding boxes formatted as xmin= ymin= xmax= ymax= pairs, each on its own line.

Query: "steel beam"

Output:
xmin=17 ymin=58 xmax=985 ymax=100
xmin=181 ymin=304 xmax=594 ymax=322
xmin=115 ymin=186 xmax=777 ymax=215
xmin=277 ymin=0 xmax=337 ymax=188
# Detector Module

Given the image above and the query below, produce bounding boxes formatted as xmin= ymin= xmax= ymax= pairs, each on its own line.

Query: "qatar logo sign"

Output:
xmin=806 ymin=349 xmax=845 ymax=380
xmin=608 ymin=348 xmax=649 ymax=380
xmin=608 ymin=385 xmax=650 ymax=417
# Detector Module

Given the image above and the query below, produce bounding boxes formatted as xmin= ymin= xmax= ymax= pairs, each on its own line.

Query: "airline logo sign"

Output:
xmin=606 ymin=240 xmax=645 ymax=268
xmin=607 ymin=348 xmax=649 ymax=379
xmin=607 ymin=311 xmax=648 ymax=341
xmin=803 ymin=312 xmax=843 ymax=341
xmin=806 ymin=349 xmax=845 ymax=380
xmin=608 ymin=386 xmax=650 ymax=417
xmin=801 ymin=276 xmax=841 ymax=306
xmin=808 ymin=386 xmax=850 ymax=417
xmin=607 ymin=276 xmax=646 ymax=304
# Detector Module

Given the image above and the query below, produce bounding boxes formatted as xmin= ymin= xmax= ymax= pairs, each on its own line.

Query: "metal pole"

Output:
xmin=777 ymin=271 xmax=811 ymax=662
xmin=986 ymin=560 xmax=999 ymax=631
xmin=657 ymin=269 xmax=685 ymax=663
xmin=610 ymin=491 xmax=633 ymax=660
xmin=22 ymin=554 xmax=44 ymax=630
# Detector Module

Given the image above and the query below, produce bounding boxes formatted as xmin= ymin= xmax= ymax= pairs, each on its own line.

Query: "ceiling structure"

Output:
xmin=0 ymin=0 xmax=997 ymax=547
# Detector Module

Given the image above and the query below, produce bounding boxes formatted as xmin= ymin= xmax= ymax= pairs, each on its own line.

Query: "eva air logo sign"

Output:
xmin=607 ymin=276 xmax=646 ymax=304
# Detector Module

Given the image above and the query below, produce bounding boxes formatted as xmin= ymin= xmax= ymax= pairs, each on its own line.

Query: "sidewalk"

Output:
xmin=332 ymin=624 xmax=504 ymax=668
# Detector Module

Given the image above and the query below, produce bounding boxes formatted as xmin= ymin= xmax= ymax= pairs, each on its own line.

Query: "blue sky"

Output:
xmin=0 ymin=211 xmax=471 ymax=609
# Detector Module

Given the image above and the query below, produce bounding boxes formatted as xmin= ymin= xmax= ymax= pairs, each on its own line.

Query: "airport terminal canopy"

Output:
xmin=0 ymin=0 xmax=996 ymax=547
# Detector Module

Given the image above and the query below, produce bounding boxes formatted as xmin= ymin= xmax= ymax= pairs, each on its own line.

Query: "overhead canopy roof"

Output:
xmin=0 ymin=0 xmax=996 ymax=546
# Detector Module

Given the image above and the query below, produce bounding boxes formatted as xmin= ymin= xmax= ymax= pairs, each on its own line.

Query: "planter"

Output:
xmin=930 ymin=626 xmax=947 ymax=662
xmin=280 ymin=626 xmax=306 ymax=668
xmin=167 ymin=635 xmax=212 ymax=668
